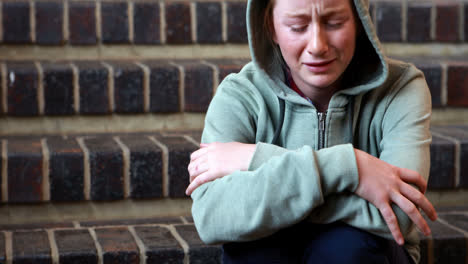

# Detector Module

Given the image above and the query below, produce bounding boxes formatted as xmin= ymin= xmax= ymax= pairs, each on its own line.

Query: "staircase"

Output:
xmin=0 ymin=0 xmax=467 ymax=263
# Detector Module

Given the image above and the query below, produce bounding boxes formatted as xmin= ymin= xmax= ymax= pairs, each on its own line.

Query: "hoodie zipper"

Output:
xmin=317 ymin=112 xmax=327 ymax=150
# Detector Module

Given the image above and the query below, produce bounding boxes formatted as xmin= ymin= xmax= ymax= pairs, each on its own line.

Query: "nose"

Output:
xmin=307 ymin=24 xmax=329 ymax=56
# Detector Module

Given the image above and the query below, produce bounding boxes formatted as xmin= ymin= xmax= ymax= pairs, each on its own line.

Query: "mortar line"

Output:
xmin=30 ymin=0 xmax=36 ymax=43
xmin=401 ymin=0 xmax=407 ymax=42
xmin=431 ymin=131 xmax=460 ymax=187
xmin=128 ymin=226 xmax=147 ymax=264
xmin=72 ymin=221 xmax=81 ymax=228
xmin=63 ymin=0 xmax=69 ymax=43
xmin=69 ymin=62 xmax=80 ymax=114
xmin=34 ymin=61 xmax=45 ymax=115
xmin=128 ymin=1 xmax=134 ymax=43
xmin=183 ymin=135 xmax=199 ymax=147
xmin=1 ymin=140 xmax=7 ymax=203
xmin=201 ymin=60 xmax=219 ymax=93
xmin=160 ymin=1 xmax=166 ymax=44
xmin=4 ymin=231 xmax=12 ymax=264
xmin=46 ymin=229 xmax=60 ymax=264
xmin=41 ymin=138 xmax=51 ymax=202
xmin=148 ymin=136 xmax=169 ymax=198
xmin=76 ymin=137 xmax=91 ymax=200
xmin=88 ymin=228 xmax=104 ymax=264
xmin=437 ymin=217 xmax=468 ymax=237
xmin=179 ymin=216 xmax=189 ymax=224
xmin=113 ymin=136 xmax=131 ymax=199
xmin=190 ymin=1 xmax=197 ymax=43
xmin=134 ymin=61 xmax=151 ymax=113
xmin=221 ymin=1 xmax=227 ymax=42
xmin=166 ymin=225 xmax=190 ymax=264
xmin=169 ymin=62 xmax=185 ymax=112
xmin=440 ymin=62 xmax=448 ymax=107
xmin=96 ymin=0 xmax=102 ymax=43
xmin=1 ymin=63 xmax=7 ymax=114
xmin=101 ymin=62 xmax=115 ymax=113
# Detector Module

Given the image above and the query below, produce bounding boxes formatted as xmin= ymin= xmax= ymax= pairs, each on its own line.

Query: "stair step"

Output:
xmin=0 ymin=57 xmax=467 ymax=120
xmin=0 ymin=208 xmax=467 ymax=264
xmin=0 ymin=0 xmax=466 ymax=46
xmin=0 ymin=125 xmax=466 ymax=205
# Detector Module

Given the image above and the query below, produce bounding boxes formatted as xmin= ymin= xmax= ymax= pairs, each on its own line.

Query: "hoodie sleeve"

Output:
xmin=308 ymin=67 xmax=432 ymax=244
xmin=191 ymin=77 xmax=360 ymax=244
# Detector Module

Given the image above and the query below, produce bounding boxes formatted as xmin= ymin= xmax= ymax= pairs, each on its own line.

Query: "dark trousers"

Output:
xmin=222 ymin=222 xmax=414 ymax=264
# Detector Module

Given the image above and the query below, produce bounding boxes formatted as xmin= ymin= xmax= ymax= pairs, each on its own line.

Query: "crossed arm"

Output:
xmin=187 ymin=142 xmax=437 ymax=245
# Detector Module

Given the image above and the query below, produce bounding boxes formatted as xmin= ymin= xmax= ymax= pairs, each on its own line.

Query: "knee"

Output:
xmin=302 ymin=223 xmax=388 ymax=264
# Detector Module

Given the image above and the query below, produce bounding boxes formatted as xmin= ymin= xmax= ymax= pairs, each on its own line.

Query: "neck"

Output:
xmin=292 ymin=74 xmax=343 ymax=113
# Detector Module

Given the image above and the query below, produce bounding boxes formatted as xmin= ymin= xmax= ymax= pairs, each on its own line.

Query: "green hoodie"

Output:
xmin=191 ymin=0 xmax=431 ymax=263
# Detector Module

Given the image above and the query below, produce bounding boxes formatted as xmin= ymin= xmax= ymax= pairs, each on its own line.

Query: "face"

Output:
xmin=272 ymin=0 xmax=357 ymax=96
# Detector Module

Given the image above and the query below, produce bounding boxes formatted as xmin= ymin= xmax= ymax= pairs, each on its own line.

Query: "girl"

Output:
xmin=187 ymin=0 xmax=437 ymax=263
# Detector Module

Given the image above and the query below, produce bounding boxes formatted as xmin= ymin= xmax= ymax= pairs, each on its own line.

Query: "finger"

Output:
xmin=200 ymin=143 xmax=209 ymax=147
xmin=379 ymin=204 xmax=404 ymax=245
xmin=188 ymin=154 xmax=207 ymax=175
xmin=398 ymin=167 xmax=426 ymax=193
xmin=186 ymin=171 xmax=211 ymax=195
xmin=189 ymin=158 xmax=209 ymax=183
xmin=391 ymin=191 xmax=431 ymax=236
xmin=190 ymin=147 xmax=208 ymax=162
xmin=399 ymin=182 xmax=437 ymax=221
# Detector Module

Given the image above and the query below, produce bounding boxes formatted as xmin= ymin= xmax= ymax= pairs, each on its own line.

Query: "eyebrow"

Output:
xmin=284 ymin=6 xmax=348 ymax=18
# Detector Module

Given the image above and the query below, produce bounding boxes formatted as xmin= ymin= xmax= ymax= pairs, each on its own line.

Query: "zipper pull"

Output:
xmin=318 ymin=112 xmax=326 ymax=131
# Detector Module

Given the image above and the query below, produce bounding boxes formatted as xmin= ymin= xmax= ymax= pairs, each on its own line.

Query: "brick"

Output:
xmin=95 ymin=227 xmax=139 ymax=264
xmin=196 ymin=2 xmax=222 ymax=43
xmin=427 ymin=220 xmax=466 ymax=264
xmin=76 ymin=62 xmax=109 ymax=114
xmin=35 ymin=1 xmax=64 ymax=45
xmin=155 ymin=136 xmax=197 ymax=197
xmin=80 ymin=216 xmax=182 ymax=227
xmin=55 ymin=229 xmax=98 ymax=264
xmin=431 ymin=126 xmax=468 ymax=188
xmin=8 ymin=139 xmax=43 ymax=203
xmin=183 ymin=62 xmax=214 ymax=112
xmin=12 ymin=231 xmax=51 ymax=264
xmin=439 ymin=214 xmax=468 ymax=232
xmin=447 ymin=63 xmax=468 ymax=106
xmin=6 ymin=62 xmax=39 ymax=116
xmin=436 ymin=4 xmax=459 ymax=43
xmin=133 ymin=2 xmax=160 ymax=44
xmin=416 ymin=63 xmax=442 ymax=107
xmin=407 ymin=3 xmax=432 ymax=43
xmin=419 ymin=233 xmax=429 ymax=264
xmin=210 ymin=59 xmax=246 ymax=82
xmin=48 ymin=137 xmax=84 ymax=202
xmin=165 ymin=2 xmax=192 ymax=44
xmin=101 ymin=2 xmax=129 ymax=44
xmin=227 ymin=2 xmax=247 ymax=43
xmin=119 ymin=136 xmax=163 ymax=199
xmin=2 ymin=1 xmax=31 ymax=43
xmin=0 ymin=222 xmax=73 ymax=231
xmin=68 ymin=2 xmax=97 ymax=45
xmin=429 ymin=135 xmax=456 ymax=189
xmin=111 ymin=62 xmax=144 ymax=113
xmin=42 ymin=62 xmax=74 ymax=115
xmin=145 ymin=61 xmax=180 ymax=113
xmin=376 ymin=2 xmax=401 ymax=42
xmin=0 ymin=233 xmax=5 ymax=263
xmin=85 ymin=137 xmax=124 ymax=201
xmin=175 ymin=225 xmax=222 ymax=264
xmin=134 ymin=226 xmax=184 ymax=264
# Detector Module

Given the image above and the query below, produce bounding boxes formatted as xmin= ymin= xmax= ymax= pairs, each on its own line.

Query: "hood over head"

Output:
xmin=246 ymin=0 xmax=388 ymax=96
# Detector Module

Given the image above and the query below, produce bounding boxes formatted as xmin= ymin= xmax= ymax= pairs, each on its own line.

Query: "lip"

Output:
xmin=303 ymin=59 xmax=336 ymax=73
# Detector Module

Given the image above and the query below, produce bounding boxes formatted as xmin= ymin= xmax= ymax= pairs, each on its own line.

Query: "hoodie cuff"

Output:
xmin=248 ymin=142 xmax=289 ymax=171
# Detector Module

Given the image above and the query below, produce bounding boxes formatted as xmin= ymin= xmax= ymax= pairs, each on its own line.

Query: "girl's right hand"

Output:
xmin=353 ymin=149 xmax=437 ymax=245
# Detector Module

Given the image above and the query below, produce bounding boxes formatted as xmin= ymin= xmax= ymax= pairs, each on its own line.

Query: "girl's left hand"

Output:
xmin=186 ymin=142 xmax=256 ymax=195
